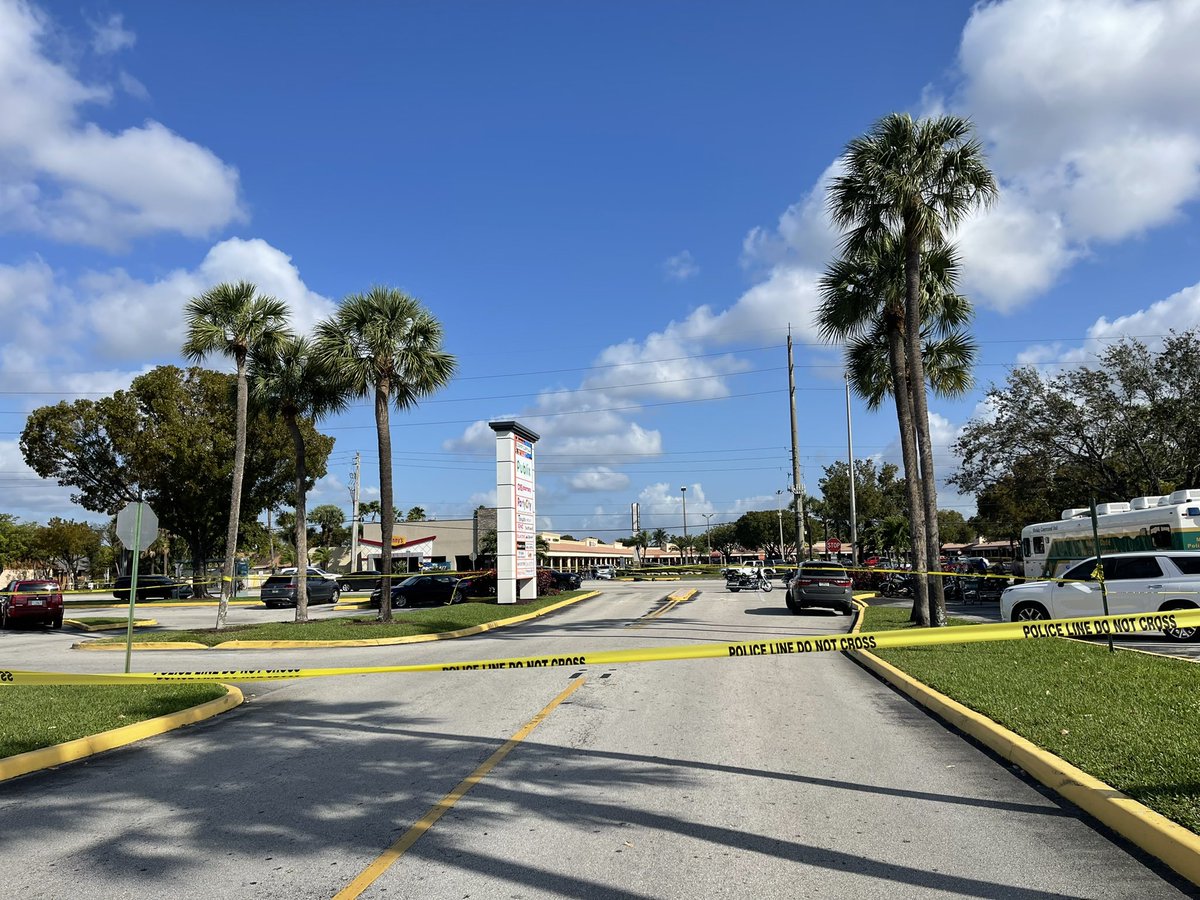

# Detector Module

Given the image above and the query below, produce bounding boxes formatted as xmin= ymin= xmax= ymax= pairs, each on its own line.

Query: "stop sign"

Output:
xmin=116 ymin=501 xmax=158 ymax=551
xmin=826 ymin=537 xmax=842 ymax=553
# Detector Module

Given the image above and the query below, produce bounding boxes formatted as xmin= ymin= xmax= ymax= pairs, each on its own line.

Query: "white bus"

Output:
xmin=1021 ymin=488 xmax=1200 ymax=580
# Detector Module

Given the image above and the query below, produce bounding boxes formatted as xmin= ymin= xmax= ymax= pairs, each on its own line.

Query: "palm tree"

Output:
xmin=650 ymin=528 xmax=669 ymax=561
xmin=828 ymin=113 xmax=997 ymax=626
xmin=249 ymin=335 xmax=348 ymax=622
xmin=314 ymin=287 xmax=455 ymax=623
xmin=183 ymin=281 xmax=289 ymax=628
xmin=819 ymin=237 xmax=976 ymax=624
xmin=359 ymin=500 xmax=382 ymax=522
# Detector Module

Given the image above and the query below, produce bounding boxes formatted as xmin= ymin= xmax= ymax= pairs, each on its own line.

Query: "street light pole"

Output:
xmin=680 ymin=486 xmax=688 ymax=564
xmin=775 ymin=490 xmax=785 ymax=561
xmin=702 ymin=512 xmax=714 ymax=562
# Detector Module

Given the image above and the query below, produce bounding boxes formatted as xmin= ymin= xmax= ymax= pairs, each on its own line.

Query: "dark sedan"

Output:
xmin=370 ymin=574 xmax=467 ymax=609
xmin=337 ymin=569 xmax=382 ymax=592
xmin=546 ymin=569 xmax=582 ymax=590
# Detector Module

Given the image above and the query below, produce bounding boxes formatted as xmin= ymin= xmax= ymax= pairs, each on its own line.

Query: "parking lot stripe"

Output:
xmin=333 ymin=676 xmax=586 ymax=899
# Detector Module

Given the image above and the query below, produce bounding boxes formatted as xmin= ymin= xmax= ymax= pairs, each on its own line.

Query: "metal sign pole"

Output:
xmin=124 ymin=502 xmax=143 ymax=674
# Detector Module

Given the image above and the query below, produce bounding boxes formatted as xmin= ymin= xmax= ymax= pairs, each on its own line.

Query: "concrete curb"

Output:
xmin=0 ymin=684 xmax=244 ymax=784
xmin=666 ymin=588 xmax=697 ymax=602
xmin=74 ymin=591 xmax=602 ymax=652
xmin=845 ymin=604 xmax=1200 ymax=887
xmin=63 ymin=618 xmax=157 ymax=632
xmin=64 ymin=599 xmax=261 ymax=610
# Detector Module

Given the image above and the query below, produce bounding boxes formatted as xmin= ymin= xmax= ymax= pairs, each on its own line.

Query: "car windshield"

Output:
xmin=398 ymin=576 xmax=422 ymax=587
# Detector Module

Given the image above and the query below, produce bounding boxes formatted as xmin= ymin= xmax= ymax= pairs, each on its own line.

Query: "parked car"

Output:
xmin=260 ymin=573 xmax=340 ymax=609
xmin=0 ymin=579 xmax=64 ymax=628
xmin=1000 ymin=551 xmax=1200 ymax=642
xmin=786 ymin=561 xmax=855 ymax=616
xmin=113 ymin=574 xmax=191 ymax=601
xmin=545 ymin=569 xmax=582 ymax=590
xmin=337 ymin=569 xmax=382 ymax=592
xmin=370 ymin=574 xmax=466 ymax=609
xmin=594 ymin=566 xmax=614 ymax=580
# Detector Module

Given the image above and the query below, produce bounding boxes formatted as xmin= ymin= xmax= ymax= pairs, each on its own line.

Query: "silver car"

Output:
xmin=786 ymin=562 xmax=854 ymax=615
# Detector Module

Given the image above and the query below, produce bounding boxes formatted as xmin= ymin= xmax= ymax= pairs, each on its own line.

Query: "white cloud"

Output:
xmin=947 ymin=0 xmax=1200 ymax=308
xmin=741 ymin=160 xmax=844 ymax=272
xmin=89 ymin=13 xmax=135 ymax=55
xmin=0 ymin=0 xmax=243 ymax=248
xmin=662 ymin=250 xmax=699 ymax=281
xmin=0 ymin=439 xmax=103 ymax=522
xmin=80 ymin=238 xmax=336 ymax=362
xmin=568 ymin=467 xmax=630 ymax=492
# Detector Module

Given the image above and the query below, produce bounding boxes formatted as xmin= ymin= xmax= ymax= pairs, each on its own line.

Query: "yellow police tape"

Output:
xmin=3 ymin=607 xmax=1197 ymax=686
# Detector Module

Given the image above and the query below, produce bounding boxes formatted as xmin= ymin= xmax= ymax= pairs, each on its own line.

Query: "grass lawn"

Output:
xmin=85 ymin=591 xmax=589 ymax=646
xmin=863 ymin=605 xmax=1200 ymax=834
xmin=0 ymin=684 xmax=228 ymax=758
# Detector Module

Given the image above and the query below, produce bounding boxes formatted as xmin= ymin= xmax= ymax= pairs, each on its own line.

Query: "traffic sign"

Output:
xmin=116 ymin=501 xmax=158 ymax=551
xmin=826 ymin=537 xmax=842 ymax=553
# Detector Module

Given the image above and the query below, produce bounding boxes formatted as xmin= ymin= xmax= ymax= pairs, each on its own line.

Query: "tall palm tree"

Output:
xmin=828 ymin=113 xmax=997 ymax=626
xmin=651 ymin=527 xmax=669 ymax=560
xmin=183 ymin=281 xmax=288 ymax=628
xmin=314 ymin=287 xmax=455 ymax=623
xmin=249 ymin=335 xmax=348 ymax=622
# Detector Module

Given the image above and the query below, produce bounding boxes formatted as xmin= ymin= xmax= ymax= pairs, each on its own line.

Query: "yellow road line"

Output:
xmin=333 ymin=677 xmax=586 ymax=900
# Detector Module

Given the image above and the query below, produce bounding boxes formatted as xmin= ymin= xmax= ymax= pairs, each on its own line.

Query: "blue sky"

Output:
xmin=3 ymin=0 xmax=1200 ymax=541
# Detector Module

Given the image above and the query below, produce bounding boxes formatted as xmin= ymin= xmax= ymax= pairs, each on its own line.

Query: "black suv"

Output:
xmin=337 ymin=569 xmax=382 ymax=592
xmin=113 ymin=574 xmax=191 ymax=601
xmin=545 ymin=569 xmax=582 ymax=590
xmin=260 ymin=574 xmax=340 ymax=608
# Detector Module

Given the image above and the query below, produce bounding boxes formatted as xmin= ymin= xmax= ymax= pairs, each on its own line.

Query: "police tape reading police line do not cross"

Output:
xmin=2 ymin=608 xmax=1198 ymax=686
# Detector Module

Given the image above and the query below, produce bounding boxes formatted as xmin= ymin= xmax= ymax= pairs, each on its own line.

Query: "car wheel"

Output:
xmin=339 ymin=581 xmax=351 ymax=592
xmin=728 ymin=586 xmax=740 ymax=593
xmin=790 ymin=604 xmax=805 ymax=616
xmin=1158 ymin=602 xmax=1199 ymax=642
xmin=331 ymin=589 xmax=341 ymax=605
xmin=1011 ymin=601 xmax=1050 ymax=622
xmin=51 ymin=615 xmax=63 ymax=629
xmin=392 ymin=593 xmax=408 ymax=609
xmin=0 ymin=605 xmax=8 ymax=629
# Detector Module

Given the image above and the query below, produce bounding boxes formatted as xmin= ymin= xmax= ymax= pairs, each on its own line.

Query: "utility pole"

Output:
xmin=845 ymin=372 xmax=859 ymax=566
xmin=349 ymin=452 xmax=361 ymax=572
xmin=702 ymin=512 xmax=714 ymax=561
xmin=787 ymin=327 xmax=806 ymax=559
xmin=680 ymin=486 xmax=688 ymax=564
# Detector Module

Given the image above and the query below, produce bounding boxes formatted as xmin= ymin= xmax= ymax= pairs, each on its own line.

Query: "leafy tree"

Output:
xmin=733 ymin=511 xmax=795 ymax=558
xmin=706 ymin=523 xmax=738 ymax=562
xmin=0 ymin=514 xmax=38 ymax=572
xmin=405 ymin=506 xmax=426 ymax=522
xmin=559 ymin=534 xmax=576 ymax=541
xmin=315 ymin=287 xmax=455 ymax=623
xmin=183 ymin=281 xmax=289 ymax=627
xmin=827 ymin=113 xmax=996 ymax=626
xmin=359 ymin=500 xmax=382 ymax=522
xmin=39 ymin=518 xmax=100 ymax=589
xmin=536 ymin=534 xmax=549 ymax=563
xmin=650 ymin=528 xmax=669 ymax=552
xmin=251 ymin=334 xmax=348 ymax=619
xmin=21 ymin=366 xmax=332 ymax=597
xmin=817 ymin=460 xmax=908 ymax=537
xmin=478 ymin=528 xmax=497 ymax=560
xmin=953 ymin=332 xmax=1200 ymax=513
xmin=307 ymin=504 xmax=349 ymax=547
xmin=937 ymin=509 xmax=973 ymax=545
xmin=311 ymin=546 xmax=336 ymax=568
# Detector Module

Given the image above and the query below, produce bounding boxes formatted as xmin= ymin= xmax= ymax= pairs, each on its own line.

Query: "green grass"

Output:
xmin=86 ymin=592 xmax=589 ymax=646
xmin=0 ymin=684 xmax=228 ymax=758
xmin=863 ymin=605 xmax=1200 ymax=834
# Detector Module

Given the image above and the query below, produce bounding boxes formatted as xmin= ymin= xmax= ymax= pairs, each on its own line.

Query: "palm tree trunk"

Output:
xmin=903 ymin=233 xmax=946 ymax=626
xmin=287 ymin=414 xmax=309 ymax=623
xmin=216 ymin=357 xmax=249 ymax=630
xmin=376 ymin=381 xmax=394 ymax=624
xmin=886 ymin=317 xmax=930 ymax=626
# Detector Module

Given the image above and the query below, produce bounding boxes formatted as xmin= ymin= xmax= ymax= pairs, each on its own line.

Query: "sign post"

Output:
xmin=490 ymin=420 xmax=539 ymax=604
xmin=116 ymin=500 xmax=158 ymax=673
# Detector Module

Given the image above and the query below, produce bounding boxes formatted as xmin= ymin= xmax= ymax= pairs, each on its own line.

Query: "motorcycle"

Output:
xmin=878 ymin=572 xmax=916 ymax=598
xmin=726 ymin=571 xmax=773 ymax=593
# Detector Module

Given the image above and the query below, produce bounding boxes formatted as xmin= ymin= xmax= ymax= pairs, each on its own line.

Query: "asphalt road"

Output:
xmin=0 ymin=580 xmax=1192 ymax=898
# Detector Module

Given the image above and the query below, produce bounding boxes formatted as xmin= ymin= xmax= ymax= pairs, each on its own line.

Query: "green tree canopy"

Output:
xmin=405 ymin=506 xmax=426 ymax=522
xmin=706 ymin=523 xmax=738 ymax=561
xmin=38 ymin=517 xmax=100 ymax=587
xmin=733 ymin=510 xmax=795 ymax=558
xmin=20 ymin=366 xmax=334 ymax=595
xmin=936 ymin=509 xmax=972 ymax=544
xmin=952 ymin=332 xmax=1200 ymax=510
xmin=307 ymin=504 xmax=348 ymax=547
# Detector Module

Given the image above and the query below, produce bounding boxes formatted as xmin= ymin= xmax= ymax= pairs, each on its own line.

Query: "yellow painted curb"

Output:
xmin=63 ymin=619 xmax=158 ymax=632
xmin=846 ymin=603 xmax=1200 ymax=887
xmin=76 ymin=591 xmax=602 ymax=652
xmin=666 ymin=588 xmax=697 ymax=602
xmin=0 ymin=684 xmax=244 ymax=783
